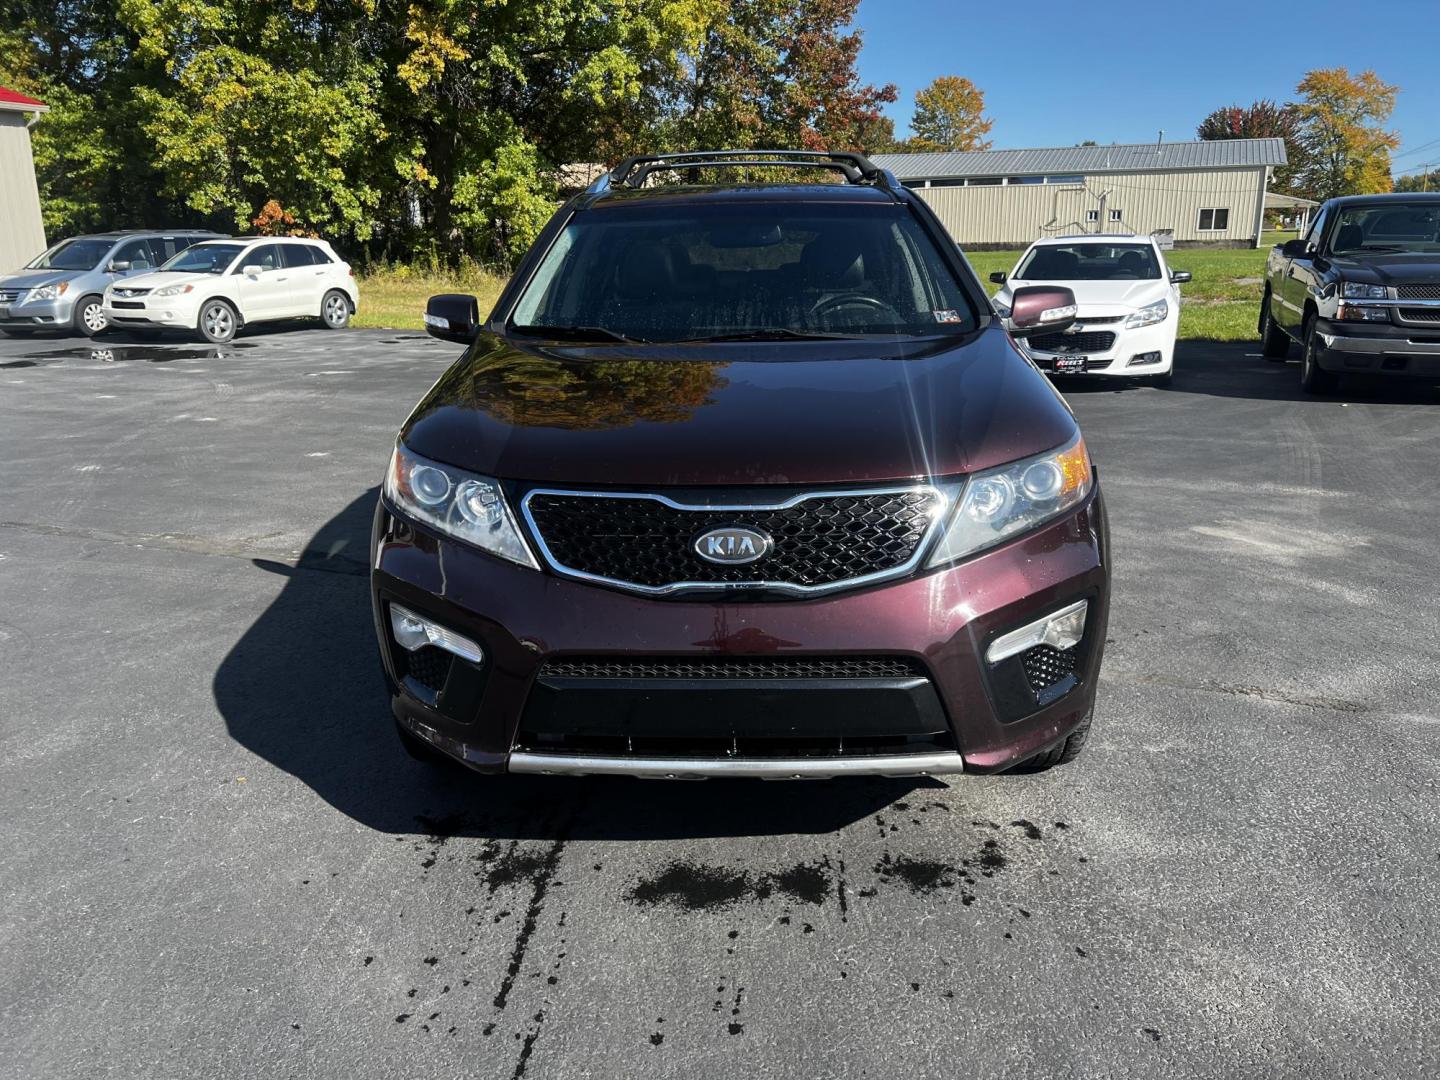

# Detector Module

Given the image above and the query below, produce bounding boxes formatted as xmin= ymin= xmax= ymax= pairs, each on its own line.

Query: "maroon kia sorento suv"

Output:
xmin=371 ymin=150 xmax=1108 ymax=779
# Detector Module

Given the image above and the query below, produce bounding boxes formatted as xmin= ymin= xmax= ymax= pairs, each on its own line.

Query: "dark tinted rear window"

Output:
xmin=511 ymin=202 xmax=975 ymax=341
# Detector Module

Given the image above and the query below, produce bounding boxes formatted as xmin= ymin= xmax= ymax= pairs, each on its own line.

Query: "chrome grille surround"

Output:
xmin=520 ymin=485 xmax=950 ymax=597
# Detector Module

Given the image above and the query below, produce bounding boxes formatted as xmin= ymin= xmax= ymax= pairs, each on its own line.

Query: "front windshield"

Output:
xmin=1330 ymin=204 xmax=1440 ymax=255
xmin=25 ymin=237 xmax=114 ymax=272
xmin=1015 ymin=242 xmax=1161 ymax=281
xmin=160 ymin=243 xmax=245 ymax=274
xmin=509 ymin=201 xmax=975 ymax=341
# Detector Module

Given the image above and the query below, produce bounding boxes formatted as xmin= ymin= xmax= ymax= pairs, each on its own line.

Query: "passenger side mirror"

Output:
xmin=1280 ymin=238 xmax=1309 ymax=258
xmin=243 ymin=264 xmax=263 ymax=279
xmin=425 ymin=293 xmax=481 ymax=344
xmin=989 ymin=271 xmax=1007 ymax=284
xmin=1169 ymin=270 xmax=1192 ymax=284
xmin=1006 ymin=285 xmax=1078 ymax=338
xmin=107 ymin=261 xmax=131 ymax=273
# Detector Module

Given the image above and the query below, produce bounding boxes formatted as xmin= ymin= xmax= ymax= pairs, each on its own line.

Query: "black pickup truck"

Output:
xmin=1259 ymin=193 xmax=1440 ymax=393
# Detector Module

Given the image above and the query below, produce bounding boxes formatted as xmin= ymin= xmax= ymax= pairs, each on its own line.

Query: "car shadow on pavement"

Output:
xmin=1054 ymin=339 xmax=1439 ymax=404
xmin=213 ymin=488 xmax=940 ymax=841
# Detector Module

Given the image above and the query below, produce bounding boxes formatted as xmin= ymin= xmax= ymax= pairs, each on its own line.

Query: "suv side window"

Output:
xmin=284 ymin=243 xmax=318 ymax=267
xmin=112 ymin=238 xmax=156 ymax=272
xmin=234 ymin=244 xmax=282 ymax=273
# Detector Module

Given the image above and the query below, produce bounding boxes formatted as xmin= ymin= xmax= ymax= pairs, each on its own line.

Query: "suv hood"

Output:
xmin=0 ymin=269 xmax=81 ymax=290
xmin=1327 ymin=254 xmax=1440 ymax=286
xmin=399 ymin=328 xmax=1079 ymax=486
xmin=110 ymin=270 xmax=213 ymax=292
xmin=997 ymin=278 xmax=1167 ymax=315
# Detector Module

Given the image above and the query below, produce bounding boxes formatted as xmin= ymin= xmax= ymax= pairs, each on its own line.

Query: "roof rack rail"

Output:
xmin=600 ymin=150 xmax=892 ymax=191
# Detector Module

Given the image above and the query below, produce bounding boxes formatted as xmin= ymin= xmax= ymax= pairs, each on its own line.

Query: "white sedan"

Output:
xmin=990 ymin=235 xmax=1188 ymax=385
xmin=102 ymin=237 xmax=359 ymax=343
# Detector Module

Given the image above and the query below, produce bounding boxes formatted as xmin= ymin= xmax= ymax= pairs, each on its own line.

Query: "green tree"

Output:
xmin=1395 ymin=168 xmax=1440 ymax=193
xmin=1292 ymin=67 xmax=1399 ymax=200
xmin=908 ymin=75 xmax=991 ymax=152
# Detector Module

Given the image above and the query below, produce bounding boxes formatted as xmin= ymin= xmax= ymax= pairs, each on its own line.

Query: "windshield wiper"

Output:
xmin=509 ymin=323 xmax=647 ymax=343
xmin=676 ymin=328 xmax=860 ymax=342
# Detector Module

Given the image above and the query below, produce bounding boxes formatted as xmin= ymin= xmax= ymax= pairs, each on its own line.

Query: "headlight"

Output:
xmin=383 ymin=443 xmax=538 ymax=568
xmin=153 ymin=283 xmax=194 ymax=297
xmin=28 ymin=282 xmax=69 ymax=301
xmin=926 ymin=433 xmax=1092 ymax=567
xmin=1124 ymin=298 xmax=1168 ymax=328
xmin=1341 ymin=281 xmax=1387 ymax=299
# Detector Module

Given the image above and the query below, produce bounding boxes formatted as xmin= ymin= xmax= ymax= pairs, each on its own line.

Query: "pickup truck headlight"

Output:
xmin=384 ymin=444 xmax=538 ymax=568
xmin=152 ymin=283 xmax=195 ymax=297
xmin=1124 ymin=298 xmax=1168 ymax=329
xmin=1341 ymin=282 xmax=1387 ymax=299
xmin=927 ymin=433 xmax=1093 ymax=567
xmin=27 ymin=282 xmax=69 ymax=302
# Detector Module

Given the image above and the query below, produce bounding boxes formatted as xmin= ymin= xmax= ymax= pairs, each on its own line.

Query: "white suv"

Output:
xmin=102 ymin=237 xmax=359 ymax=343
xmin=990 ymin=235 xmax=1189 ymax=385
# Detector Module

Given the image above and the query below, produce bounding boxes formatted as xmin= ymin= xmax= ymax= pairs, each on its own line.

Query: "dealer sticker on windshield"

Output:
xmin=932 ymin=309 xmax=963 ymax=324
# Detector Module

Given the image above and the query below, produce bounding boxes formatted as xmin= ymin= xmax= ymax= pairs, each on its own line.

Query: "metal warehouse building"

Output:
xmin=0 ymin=87 xmax=48 ymax=271
xmin=872 ymin=137 xmax=1287 ymax=249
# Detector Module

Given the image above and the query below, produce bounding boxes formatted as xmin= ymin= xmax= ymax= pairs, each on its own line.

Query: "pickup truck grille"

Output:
xmin=1396 ymin=285 xmax=1440 ymax=300
xmin=1028 ymin=330 xmax=1117 ymax=354
xmin=1398 ymin=308 xmax=1440 ymax=323
xmin=523 ymin=486 xmax=945 ymax=596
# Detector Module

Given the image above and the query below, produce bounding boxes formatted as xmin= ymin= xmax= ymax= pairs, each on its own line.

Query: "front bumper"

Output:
xmin=1314 ymin=320 xmax=1440 ymax=378
xmin=0 ymin=295 xmax=73 ymax=329
xmin=1023 ymin=317 xmax=1176 ymax=377
xmin=103 ymin=293 xmax=204 ymax=330
xmin=370 ymin=487 xmax=1111 ymax=778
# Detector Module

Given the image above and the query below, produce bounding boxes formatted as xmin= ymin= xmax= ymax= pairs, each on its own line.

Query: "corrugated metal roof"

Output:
xmin=872 ymin=138 xmax=1287 ymax=179
xmin=0 ymin=85 xmax=48 ymax=113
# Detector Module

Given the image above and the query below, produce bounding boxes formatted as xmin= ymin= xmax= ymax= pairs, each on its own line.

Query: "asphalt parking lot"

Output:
xmin=1 ymin=326 xmax=1437 ymax=1080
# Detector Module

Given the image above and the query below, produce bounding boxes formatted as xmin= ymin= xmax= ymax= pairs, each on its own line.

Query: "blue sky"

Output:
xmin=855 ymin=0 xmax=1440 ymax=176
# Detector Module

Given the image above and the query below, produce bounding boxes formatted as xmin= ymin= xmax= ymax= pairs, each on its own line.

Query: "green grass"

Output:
xmin=353 ymin=244 xmax=1275 ymax=342
xmin=353 ymin=264 xmax=508 ymax=331
xmin=965 ymin=244 xmax=1272 ymax=341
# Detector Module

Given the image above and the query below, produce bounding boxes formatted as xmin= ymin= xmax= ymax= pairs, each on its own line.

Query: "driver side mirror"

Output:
xmin=107 ymin=261 xmax=131 ymax=273
xmin=425 ymin=293 xmax=481 ymax=344
xmin=1007 ymin=285 xmax=1078 ymax=337
xmin=989 ymin=271 xmax=1007 ymax=284
xmin=242 ymin=264 xmax=263 ymax=279
xmin=1281 ymin=238 xmax=1309 ymax=258
xmin=1170 ymin=270 xmax=1192 ymax=284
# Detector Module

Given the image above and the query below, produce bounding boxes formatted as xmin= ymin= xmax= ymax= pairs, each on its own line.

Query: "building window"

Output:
xmin=1085 ymin=209 xmax=1099 ymax=223
xmin=1047 ymin=175 xmax=1084 ymax=185
xmin=1109 ymin=209 xmax=1123 ymax=222
xmin=968 ymin=176 xmax=1002 ymax=186
xmin=927 ymin=178 xmax=965 ymax=187
xmin=1007 ymin=175 xmax=1045 ymax=185
xmin=1198 ymin=207 xmax=1230 ymax=231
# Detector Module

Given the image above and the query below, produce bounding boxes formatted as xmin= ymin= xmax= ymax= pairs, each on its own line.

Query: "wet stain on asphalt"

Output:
xmin=381 ymin=801 xmax=1086 ymax=1067
xmin=5 ymin=342 xmax=259 ymax=367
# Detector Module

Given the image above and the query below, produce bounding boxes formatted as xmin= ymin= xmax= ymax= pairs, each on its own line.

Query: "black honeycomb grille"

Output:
xmin=541 ymin=655 xmax=925 ymax=680
xmin=1028 ymin=330 xmax=1117 ymax=354
xmin=402 ymin=646 xmax=450 ymax=692
xmin=1398 ymin=307 xmax=1440 ymax=323
xmin=525 ymin=489 xmax=943 ymax=591
xmin=1021 ymin=645 xmax=1077 ymax=694
xmin=1396 ymin=285 xmax=1440 ymax=300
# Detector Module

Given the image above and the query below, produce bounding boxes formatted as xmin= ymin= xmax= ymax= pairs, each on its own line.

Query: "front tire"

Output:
xmin=1260 ymin=292 xmax=1290 ymax=360
xmin=197 ymin=299 xmax=238 ymax=344
xmin=1300 ymin=314 xmax=1340 ymax=396
xmin=1013 ymin=709 xmax=1092 ymax=772
xmin=73 ymin=295 xmax=107 ymax=338
xmin=321 ymin=289 xmax=351 ymax=330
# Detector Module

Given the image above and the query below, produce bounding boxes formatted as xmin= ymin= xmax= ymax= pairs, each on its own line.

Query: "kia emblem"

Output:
xmin=694 ymin=526 xmax=772 ymax=565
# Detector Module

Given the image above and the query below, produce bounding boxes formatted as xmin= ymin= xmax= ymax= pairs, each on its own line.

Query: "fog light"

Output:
xmin=986 ymin=600 xmax=1088 ymax=664
xmin=389 ymin=604 xmax=484 ymax=663
xmin=1127 ymin=351 xmax=1162 ymax=367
